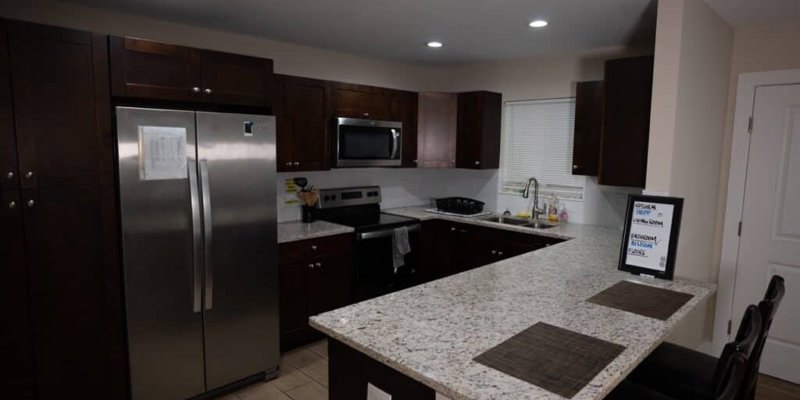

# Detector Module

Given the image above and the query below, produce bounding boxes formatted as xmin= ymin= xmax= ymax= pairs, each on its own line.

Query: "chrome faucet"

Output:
xmin=522 ymin=177 xmax=545 ymax=221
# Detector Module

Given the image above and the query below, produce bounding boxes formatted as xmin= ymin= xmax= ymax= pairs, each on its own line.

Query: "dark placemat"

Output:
xmin=588 ymin=280 xmax=694 ymax=321
xmin=474 ymin=322 xmax=626 ymax=399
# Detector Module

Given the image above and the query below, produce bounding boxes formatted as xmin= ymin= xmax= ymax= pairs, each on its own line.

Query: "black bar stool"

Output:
xmin=741 ymin=275 xmax=785 ymax=400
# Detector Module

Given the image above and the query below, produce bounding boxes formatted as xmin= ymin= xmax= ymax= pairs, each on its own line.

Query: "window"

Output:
xmin=500 ymin=98 xmax=584 ymax=200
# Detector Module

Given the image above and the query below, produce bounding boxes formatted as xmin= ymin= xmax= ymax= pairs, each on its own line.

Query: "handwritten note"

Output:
xmin=139 ymin=126 xmax=187 ymax=180
xmin=625 ymin=201 xmax=675 ymax=272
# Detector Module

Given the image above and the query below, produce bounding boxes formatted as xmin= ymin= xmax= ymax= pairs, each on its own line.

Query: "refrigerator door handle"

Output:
xmin=189 ymin=160 xmax=203 ymax=313
xmin=200 ymin=160 xmax=214 ymax=311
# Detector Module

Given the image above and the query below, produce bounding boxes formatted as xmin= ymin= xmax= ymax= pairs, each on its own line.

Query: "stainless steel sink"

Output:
xmin=524 ymin=221 xmax=559 ymax=229
xmin=481 ymin=216 xmax=531 ymax=226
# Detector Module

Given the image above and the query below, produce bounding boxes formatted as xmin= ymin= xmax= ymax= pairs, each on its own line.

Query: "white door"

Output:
xmin=732 ymin=84 xmax=800 ymax=384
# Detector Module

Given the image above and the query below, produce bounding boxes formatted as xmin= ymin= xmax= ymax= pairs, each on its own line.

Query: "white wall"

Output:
xmin=646 ymin=0 xmax=733 ymax=349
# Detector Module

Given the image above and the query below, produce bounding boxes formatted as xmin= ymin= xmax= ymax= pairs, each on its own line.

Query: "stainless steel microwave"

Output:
xmin=335 ymin=117 xmax=402 ymax=167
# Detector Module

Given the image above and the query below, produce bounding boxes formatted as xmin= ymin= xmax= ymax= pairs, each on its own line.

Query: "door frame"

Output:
xmin=712 ymin=68 xmax=800 ymax=354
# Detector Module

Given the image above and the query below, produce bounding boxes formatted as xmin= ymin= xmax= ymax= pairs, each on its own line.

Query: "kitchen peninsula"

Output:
xmin=310 ymin=208 xmax=715 ymax=400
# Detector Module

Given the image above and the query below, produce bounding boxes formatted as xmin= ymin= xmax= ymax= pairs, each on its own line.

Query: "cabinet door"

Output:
xmin=391 ymin=91 xmax=419 ymax=168
xmin=456 ymin=91 xmax=501 ymax=169
xmin=572 ymin=81 xmax=604 ymax=176
xmin=0 ymin=190 xmax=36 ymax=400
xmin=22 ymin=186 xmax=125 ymax=399
xmin=201 ymin=50 xmax=272 ymax=107
xmin=10 ymin=22 xmax=114 ymax=188
xmin=278 ymin=260 xmax=310 ymax=347
xmin=0 ymin=20 xmax=18 ymax=191
xmin=600 ymin=56 xmax=653 ymax=187
xmin=331 ymin=84 xmax=391 ymax=120
xmin=283 ymin=75 xmax=328 ymax=171
xmin=109 ymin=36 xmax=202 ymax=102
xmin=417 ymin=92 xmax=457 ymax=168
xmin=308 ymin=254 xmax=353 ymax=316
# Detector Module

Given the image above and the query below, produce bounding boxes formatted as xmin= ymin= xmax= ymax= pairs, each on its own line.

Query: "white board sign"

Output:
xmin=619 ymin=195 xmax=683 ymax=280
xmin=138 ymin=126 xmax=188 ymax=181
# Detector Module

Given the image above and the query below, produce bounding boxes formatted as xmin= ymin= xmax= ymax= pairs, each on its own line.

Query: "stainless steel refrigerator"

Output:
xmin=115 ymin=107 xmax=279 ymax=400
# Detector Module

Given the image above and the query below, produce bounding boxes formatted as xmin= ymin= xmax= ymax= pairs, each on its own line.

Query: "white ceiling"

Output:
xmin=63 ymin=0 xmax=657 ymax=65
xmin=705 ymin=0 xmax=800 ymax=26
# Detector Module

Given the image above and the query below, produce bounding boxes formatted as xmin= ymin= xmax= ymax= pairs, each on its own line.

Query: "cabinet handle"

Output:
xmin=5 ymin=171 xmax=13 ymax=180
xmin=293 ymin=161 xmax=300 ymax=166
xmin=310 ymin=245 xmax=317 ymax=251
xmin=308 ymin=263 xmax=315 ymax=269
xmin=491 ymin=250 xmax=497 ymax=255
xmin=450 ymin=227 xmax=457 ymax=232
xmin=8 ymin=201 xmax=16 ymax=209
xmin=24 ymin=171 xmax=34 ymax=179
xmin=363 ymin=112 xmax=370 ymax=117
xmin=474 ymin=161 xmax=480 ymax=166
xmin=573 ymin=164 xmax=579 ymax=170
xmin=204 ymin=88 xmax=213 ymax=94
xmin=26 ymin=199 xmax=34 ymax=208
xmin=498 ymin=251 xmax=504 ymax=256
xmin=285 ymin=162 xmax=292 ymax=167
xmin=315 ymin=262 xmax=322 ymax=268
xmin=450 ymin=160 xmax=455 ymax=165
xmin=192 ymin=86 xmax=201 ymax=93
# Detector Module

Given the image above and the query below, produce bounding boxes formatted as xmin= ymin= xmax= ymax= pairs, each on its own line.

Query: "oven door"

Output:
xmin=336 ymin=117 xmax=402 ymax=167
xmin=353 ymin=224 xmax=421 ymax=301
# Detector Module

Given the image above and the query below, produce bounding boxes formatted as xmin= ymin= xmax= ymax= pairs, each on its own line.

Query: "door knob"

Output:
xmin=8 ymin=201 xmax=16 ymax=209
xmin=5 ymin=171 xmax=13 ymax=180
xmin=315 ymin=262 xmax=322 ymax=268
xmin=204 ymin=88 xmax=213 ymax=94
xmin=308 ymin=263 xmax=315 ymax=269
xmin=26 ymin=199 xmax=35 ymax=208
xmin=24 ymin=171 xmax=34 ymax=179
xmin=450 ymin=160 xmax=455 ymax=165
xmin=285 ymin=162 xmax=292 ymax=167
xmin=192 ymin=86 xmax=201 ymax=93
xmin=293 ymin=161 xmax=300 ymax=166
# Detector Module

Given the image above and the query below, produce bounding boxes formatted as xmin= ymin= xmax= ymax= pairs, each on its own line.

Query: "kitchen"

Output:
xmin=0 ymin=1 xmax=798 ymax=400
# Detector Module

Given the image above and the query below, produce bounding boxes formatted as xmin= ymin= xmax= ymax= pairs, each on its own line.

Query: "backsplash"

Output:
xmin=277 ymin=168 xmax=499 ymax=222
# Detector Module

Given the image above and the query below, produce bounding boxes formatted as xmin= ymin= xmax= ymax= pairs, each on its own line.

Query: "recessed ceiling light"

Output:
xmin=529 ymin=20 xmax=549 ymax=28
xmin=426 ymin=41 xmax=443 ymax=48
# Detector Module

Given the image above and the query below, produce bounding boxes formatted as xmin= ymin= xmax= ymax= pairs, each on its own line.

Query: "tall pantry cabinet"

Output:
xmin=0 ymin=20 xmax=127 ymax=400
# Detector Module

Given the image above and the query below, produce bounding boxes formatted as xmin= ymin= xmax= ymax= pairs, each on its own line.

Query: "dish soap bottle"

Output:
xmin=559 ymin=204 xmax=568 ymax=223
xmin=548 ymin=195 xmax=560 ymax=223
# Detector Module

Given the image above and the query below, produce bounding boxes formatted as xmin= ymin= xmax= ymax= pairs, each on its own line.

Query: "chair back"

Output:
xmin=716 ymin=351 xmax=749 ymax=400
xmin=713 ymin=305 xmax=761 ymax=396
xmin=740 ymin=275 xmax=785 ymax=400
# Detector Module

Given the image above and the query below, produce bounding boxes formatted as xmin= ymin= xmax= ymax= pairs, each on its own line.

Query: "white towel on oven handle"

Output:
xmin=392 ymin=226 xmax=410 ymax=273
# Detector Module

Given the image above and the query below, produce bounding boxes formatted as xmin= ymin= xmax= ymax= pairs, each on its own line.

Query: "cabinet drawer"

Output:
xmin=279 ymin=233 xmax=353 ymax=263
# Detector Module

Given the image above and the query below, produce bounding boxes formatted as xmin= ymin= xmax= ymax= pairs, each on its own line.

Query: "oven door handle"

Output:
xmin=357 ymin=223 xmax=421 ymax=241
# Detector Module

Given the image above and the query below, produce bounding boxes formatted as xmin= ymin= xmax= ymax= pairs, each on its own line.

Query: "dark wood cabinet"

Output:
xmin=0 ymin=21 xmax=17 ymax=191
xmin=11 ymin=23 xmax=114 ymax=189
xmin=0 ymin=190 xmax=36 ymax=400
xmin=599 ymin=56 xmax=654 ymax=187
xmin=6 ymin=21 xmax=127 ymax=400
xmin=110 ymin=36 xmax=273 ymax=107
xmin=417 ymin=92 xmax=457 ymax=168
xmin=275 ymin=74 xmax=329 ymax=171
xmin=330 ymin=82 xmax=392 ymax=120
xmin=278 ymin=234 xmax=353 ymax=351
xmin=456 ymin=91 xmax=502 ymax=169
xmin=572 ymin=81 xmax=604 ymax=176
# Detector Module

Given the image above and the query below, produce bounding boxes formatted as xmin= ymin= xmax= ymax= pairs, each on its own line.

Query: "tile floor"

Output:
xmin=222 ymin=339 xmax=800 ymax=400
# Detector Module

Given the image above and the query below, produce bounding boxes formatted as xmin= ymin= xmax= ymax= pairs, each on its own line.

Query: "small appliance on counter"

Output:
xmin=427 ymin=197 xmax=491 ymax=217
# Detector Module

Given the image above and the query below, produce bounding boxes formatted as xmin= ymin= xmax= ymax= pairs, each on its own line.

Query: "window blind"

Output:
xmin=501 ymin=98 xmax=585 ymax=200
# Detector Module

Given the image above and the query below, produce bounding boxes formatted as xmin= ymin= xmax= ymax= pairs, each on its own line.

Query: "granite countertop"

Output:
xmin=277 ymin=220 xmax=354 ymax=243
xmin=310 ymin=206 xmax=716 ymax=400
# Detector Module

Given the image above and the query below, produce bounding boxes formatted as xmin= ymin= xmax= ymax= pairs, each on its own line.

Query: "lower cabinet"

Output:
xmin=421 ymin=220 xmax=564 ymax=281
xmin=278 ymin=234 xmax=353 ymax=351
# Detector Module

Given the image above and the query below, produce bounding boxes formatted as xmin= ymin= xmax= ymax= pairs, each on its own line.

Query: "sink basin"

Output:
xmin=481 ymin=216 xmax=531 ymax=226
xmin=524 ymin=221 xmax=559 ymax=229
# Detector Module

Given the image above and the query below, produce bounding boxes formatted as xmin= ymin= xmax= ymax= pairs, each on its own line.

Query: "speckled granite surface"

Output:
xmin=277 ymin=220 xmax=353 ymax=243
xmin=310 ymin=207 xmax=716 ymax=400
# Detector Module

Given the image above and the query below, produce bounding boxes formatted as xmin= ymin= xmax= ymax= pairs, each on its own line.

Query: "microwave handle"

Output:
xmin=390 ymin=129 xmax=400 ymax=160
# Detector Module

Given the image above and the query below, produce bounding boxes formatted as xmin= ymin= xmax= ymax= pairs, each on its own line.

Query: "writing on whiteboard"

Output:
xmin=625 ymin=201 xmax=674 ymax=272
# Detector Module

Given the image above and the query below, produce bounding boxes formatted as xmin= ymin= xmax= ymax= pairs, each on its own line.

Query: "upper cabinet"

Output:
xmin=572 ymin=81 xmax=604 ymax=176
xmin=274 ymin=74 xmax=329 ymax=172
xmin=329 ymin=82 xmax=392 ymax=120
xmin=600 ymin=56 xmax=653 ymax=187
xmin=572 ymin=56 xmax=654 ymax=188
xmin=417 ymin=92 xmax=457 ymax=168
xmin=456 ymin=91 xmax=502 ymax=169
xmin=0 ymin=19 xmax=17 ymax=191
xmin=110 ymin=36 xmax=273 ymax=108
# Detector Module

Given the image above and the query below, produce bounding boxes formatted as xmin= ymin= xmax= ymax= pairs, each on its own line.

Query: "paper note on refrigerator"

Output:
xmin=139 ymin=126 xmax=188 ymax=180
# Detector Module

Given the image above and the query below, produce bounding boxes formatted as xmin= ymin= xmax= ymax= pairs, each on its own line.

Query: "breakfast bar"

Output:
xmin=310 ymin=212 xmax=715 ymax=400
